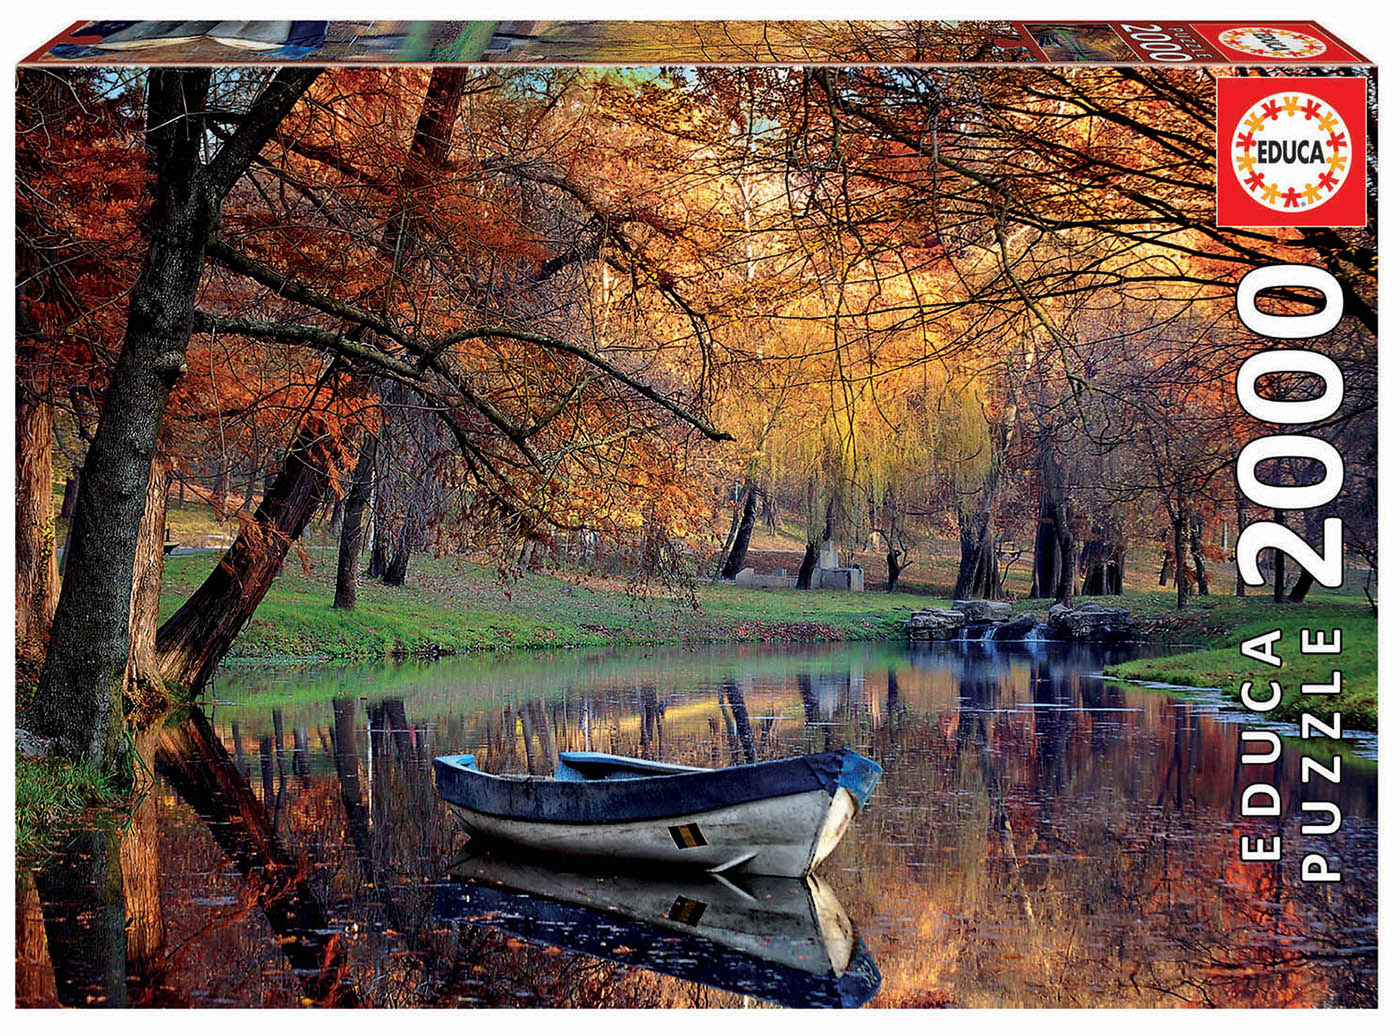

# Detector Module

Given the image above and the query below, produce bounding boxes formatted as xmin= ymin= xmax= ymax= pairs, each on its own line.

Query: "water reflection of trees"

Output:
xmin=16 ymin=645 xmax=1377 ymax=1007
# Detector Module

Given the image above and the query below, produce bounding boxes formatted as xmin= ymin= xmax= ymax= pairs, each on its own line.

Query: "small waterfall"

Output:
xmin=951 ymin=619 xmax=1051 ymax=646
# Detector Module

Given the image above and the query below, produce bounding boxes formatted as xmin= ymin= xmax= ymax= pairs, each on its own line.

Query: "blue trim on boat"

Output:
xmin=836 ymin=751 xmax=882 ymax=808
xmin=554 ymin=752 xmax=711 ymax=781
xmin=433 ymin=749 xmax=882 ymax=825
xmin=433 ymin=879 xmax=882 ymax=1008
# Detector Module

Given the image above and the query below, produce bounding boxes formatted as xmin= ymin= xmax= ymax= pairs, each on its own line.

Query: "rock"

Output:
xmin=17 ymin=728 xmax=53 ymax=758
xmin=992 ymin=613 xmax=1040 ymax=641
xmin=907 ymin=608 xmax=968 ymax=641
xmin=953 ymin=599 xmax=1012 ymax=623
xmin=817 ymin=567 xmax=864 ymax=591
xmin=1047 ymin=600 xmax=1136 ymax=641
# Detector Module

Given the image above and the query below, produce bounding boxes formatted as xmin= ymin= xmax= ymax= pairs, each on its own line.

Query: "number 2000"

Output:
xmin=1233 ymin=266 xmax=1347 ymax=588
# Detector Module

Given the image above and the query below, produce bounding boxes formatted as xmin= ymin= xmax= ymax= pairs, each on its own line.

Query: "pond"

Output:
xmin=16 ymin=640 xmax=1378 ymax=1008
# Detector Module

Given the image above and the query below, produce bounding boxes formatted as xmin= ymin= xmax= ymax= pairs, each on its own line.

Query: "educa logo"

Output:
xmin=1233 ymin=92 xmax=1350 ymax=212
xmin=1217 ymin=77 xmax=1368 ymax=228
xmin=1217 ymin=26 xmax=1327 ymax=59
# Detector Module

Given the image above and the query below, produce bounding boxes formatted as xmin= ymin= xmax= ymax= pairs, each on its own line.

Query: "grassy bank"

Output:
xmin=1104 ymin=601 xmax=1377 ymax=730
xmin=16 ymin=757 xmax=127 ymax=857
xmin=156 ymin=551 xmax=1377 ymax=730
xmin=158 ymin=551 xmax=927 ymax=659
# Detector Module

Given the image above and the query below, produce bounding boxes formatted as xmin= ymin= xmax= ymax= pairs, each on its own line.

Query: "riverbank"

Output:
xmin=154 ymin=552 xmax=1379 ymax=729
xmin=1103 ymin=603 xmax=1377 ymax=731
xmin=157 ymin=553 xmax=928 ymax=658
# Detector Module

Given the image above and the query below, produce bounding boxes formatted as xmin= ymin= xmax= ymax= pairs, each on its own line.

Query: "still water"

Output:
xmin=16 ymin=641 xmax=1377 ymax=1008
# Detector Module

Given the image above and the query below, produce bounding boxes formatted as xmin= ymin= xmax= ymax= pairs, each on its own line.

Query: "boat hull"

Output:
xmin=433 ymin=748 xmax=880 ymax=877
xmin=446 ymin=786 xmax=858 ymax=878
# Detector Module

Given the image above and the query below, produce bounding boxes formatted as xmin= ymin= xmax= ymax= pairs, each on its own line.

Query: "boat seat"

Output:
xmin=554 ymin=751 xmax=712 ymax=782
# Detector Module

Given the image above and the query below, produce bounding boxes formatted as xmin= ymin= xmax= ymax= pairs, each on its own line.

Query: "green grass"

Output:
xmin=1104 ymin=601 xmax=1377 ymax=730
xmin=159 ymin=551 xmax=928 ymax=661
xmin=153 ymin=541 xmax=1377 ymax=733
xmin=16 ymin=757 xmax=127 ymax=858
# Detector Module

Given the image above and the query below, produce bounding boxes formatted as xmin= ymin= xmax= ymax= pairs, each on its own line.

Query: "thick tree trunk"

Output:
xmin=1031 ymin=495 xmax=1060 ymax=600
xmin=333 ymin=434 xmax=377 ymax=609
xmin=28 ymin=68 xmax=317 ymax=771
xmin=29 ymin=71 xmax=216 ymax=772
xmin=157 ymin=422 xmax=339 ymax=691
xmin=1272 ymin=509 xmax=1288 ymax=603
xmin=16 ymin=377 xmax=59 ymax=648
xmin=1080 ymin=520 xmax=1124 ymax=596
xmin=720 ymin=482 xmax=758 ymax=580
xmin=795 ymin=540 xmax=819 ymax=589
xmin=955 ymin=517 xmax=1001 ymax=600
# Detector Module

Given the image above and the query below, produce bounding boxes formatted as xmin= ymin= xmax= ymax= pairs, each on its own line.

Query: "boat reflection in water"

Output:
xmin=435 ymin=851 xmax=881 ymax=1008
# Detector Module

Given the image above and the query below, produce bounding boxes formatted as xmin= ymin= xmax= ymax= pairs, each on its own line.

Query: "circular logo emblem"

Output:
xmin=1232 ymin=92 xmax=1351 ymax=213
xmin=1218 ymin=26 xmax=1328 ymax=59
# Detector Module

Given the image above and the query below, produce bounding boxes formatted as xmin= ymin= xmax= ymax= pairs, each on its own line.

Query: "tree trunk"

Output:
xmin=955 ymin=509 xmax=1001 ymax=600
xmin=59 ymin=476 xmax=79 ymax=520
xmin=382 ymin=513 xmax=414 ymax=587
xmin=1234 ymin=489 xmax=1249 ymax=597
xmin=1288 ymin=508 xmax=1322 ymax=602
xmin=16 ymin=375 xmax=59 ymax=648
xmin=1173 ymin=510 xmax=1189 ymax=610
xmin=795 ymin=540 xmax=819 ymax=589
xmin=28 ymin=67 xmax=317 ymax=772
xmin=1031 ymin=495 xmax=1060 ymax=600
xmin=156 ymin=422 xmax=339 ymax=691
xmin=714 ymin=493 xmax=742 ymax=577
xmin=1189 ymin=514 xmax=1209 ymax=596
xmin=955 ymin=517 xmax=1001 ymax=600
xmin=719 ymin=482 xmax=758 ymax=580
xmin=1272 ymin=509 xmax=1288 ymax=603
xmin=1050 ymin=499 xmax=1075 ymax=604
xmin=367 ymin=464 xmax=391 ymax=578
xmin=16 ymin=73 xmax=63 ymax=652
xmin=333 ymin=434 xmax=377 ymax=610
xmin=1081 ymin=539 xmax=1105 ymax=595
xmin=28 ymin=70 xmax=216 ymax=772
xmin=885 ymin=547 xmax=906 ymax=592
xmin=126 ymin=455 xmax=170 ymax=693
